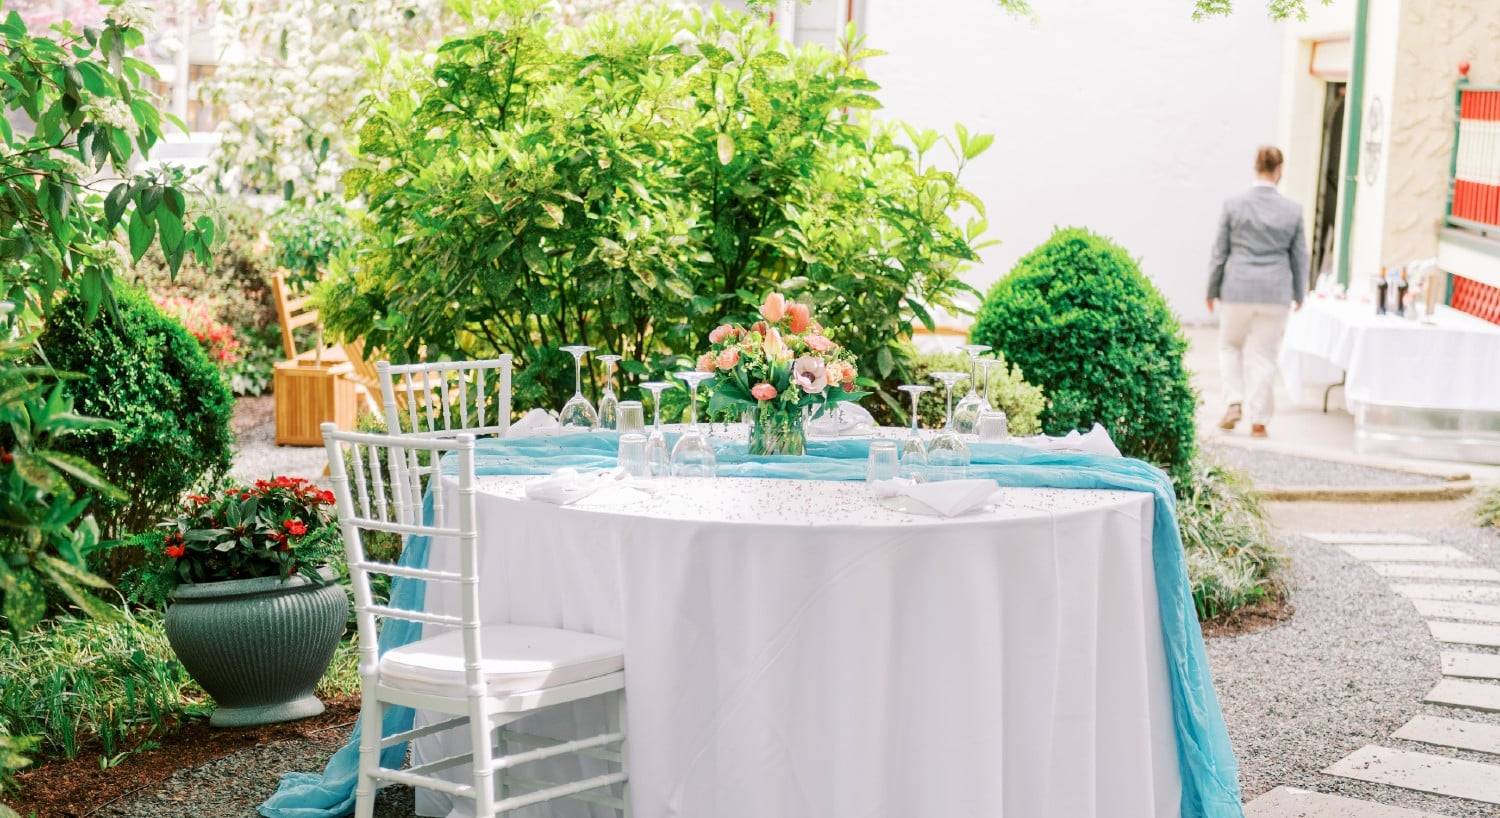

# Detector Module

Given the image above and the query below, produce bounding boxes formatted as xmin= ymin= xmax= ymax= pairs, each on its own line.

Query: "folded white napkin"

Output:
xmin=504 ymin=408 xmax=561 ymax=439
xmin=523 ymin=468 xmax=609 ymax=505
xmin=871 ymin=478 xmax=999 ymax=518
xmin=1026 ymin=423 xmax=1121 ymax=457
xmin=808 ymin=403 xmax=875 ymax=436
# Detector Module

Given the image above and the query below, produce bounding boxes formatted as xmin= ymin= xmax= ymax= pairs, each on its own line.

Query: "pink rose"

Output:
xmin=787 ymin=302 xmax=811 ymax=334
xmin=792 ymin=355 xmax=828 ymax=394
xmin=716 ymin=347 xmax=740 ymax=370
xmin=709 ymin=324 xmax=736 ymax=344
xmin=825 ymin=360 xmax=855 ymax=387
xmin=760 ymin=292 xmax=787 ymax=323
xmin=751 ymin=320 xmax=769 ymax=337
xmin=751 ymin=382 xmax=778 ymax=401
xmin=696 ymin=353 xmax=717 ymax=373
xmin=805 ymin=333 xmax=836 ymax=353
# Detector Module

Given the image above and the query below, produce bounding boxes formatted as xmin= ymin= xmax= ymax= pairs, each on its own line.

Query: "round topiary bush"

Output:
xmin=39 ymin=283 xmax=235 ymax=540
xmin=972 ymin=227 xmax=1198 ymax=481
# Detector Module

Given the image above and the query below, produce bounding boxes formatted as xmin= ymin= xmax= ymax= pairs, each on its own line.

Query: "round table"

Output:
xmin=412 ymin=475 xmax=1180 ymax=818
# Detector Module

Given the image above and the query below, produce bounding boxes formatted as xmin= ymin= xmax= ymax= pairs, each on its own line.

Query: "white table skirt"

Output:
xmin=1280 ymin=297 xmax=1500 ymax=412
xmin=412 ymin=477 xmax=1180 ymax=818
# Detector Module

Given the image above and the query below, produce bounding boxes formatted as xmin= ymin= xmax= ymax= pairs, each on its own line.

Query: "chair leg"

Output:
xmin=614 ymin=689 xmax=631 ymax=817
xmin=354 ymin=695 xmax=382 ymax=818
xmin=470 ymin=701 xmax=498 ymax=817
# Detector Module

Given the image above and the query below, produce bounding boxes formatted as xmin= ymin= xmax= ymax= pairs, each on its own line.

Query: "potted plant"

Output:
xmin=142 ymin=476 xmax=348 ymax=727
xmin=705 ymin=292 xmax=868 ymax=456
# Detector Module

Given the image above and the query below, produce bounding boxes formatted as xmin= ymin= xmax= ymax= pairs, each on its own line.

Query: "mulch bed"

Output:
xmin=9 ymin=697 xmax=359 ymax=818
xmin=1201 ymin=595 xmax=1295 ymax=639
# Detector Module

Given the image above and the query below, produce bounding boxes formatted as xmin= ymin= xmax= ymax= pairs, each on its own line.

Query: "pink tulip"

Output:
xmin=763 ymin=327 xmax=789 ymax=361
xmin=792 ymin=355 xmax=828 ymax=394
xmin=760 ymin=292 xmax=787 ymax=323
xmin=805 ymin=333 xmax=836 ymax=353
xmin=787 ymin=302 xmax=811 ymax=334
xmin=751 ymin=320 xmax=769 ymax=337
xmin=696 ymin=353 xmax=717 ymax=373
xmin=709 ymin=324 xmax=736 ymax=344
xmin=751 ymin=383 xmax=777 ymax=401
xmin=716 ymin=347 xmax=740 ymax=370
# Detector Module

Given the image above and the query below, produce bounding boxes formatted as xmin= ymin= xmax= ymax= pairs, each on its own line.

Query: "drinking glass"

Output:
xmin=559 ymin=345 xmax=598 ymax=429
xmin=596 ymin=354 xmax=622 ymax=430
xmin=671 ymin=372 xmax=717 ymax=477
xmin=867 ymin=440 xmax=900 ymax=483
xmin=928 ymin=371 xmax=971 ymax=481
xmin=640 ymin=380 xmax=675 ymax=477
xmin=618 ymin=433 xmax=648 ymax=478
xmin=896 ymin=383 xmax=933 ymax=481
xmin=977 ymin=410 xmax=1009 ymax=441
xmin=617 ymin=400 xmax=646 ymax=434
xmin=953 ymin=343 xmax=992 ymax=434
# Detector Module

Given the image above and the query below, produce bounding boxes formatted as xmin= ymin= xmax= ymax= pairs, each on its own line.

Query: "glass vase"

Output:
xmin=748 ymin=404 xmax=806 ymax=457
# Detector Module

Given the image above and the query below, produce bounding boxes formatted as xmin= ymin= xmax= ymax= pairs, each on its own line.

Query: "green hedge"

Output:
xmin=39 ymin=284 xmax=234 ymax=540
xmin=972 ymin=227 xmax=1198 ymax=481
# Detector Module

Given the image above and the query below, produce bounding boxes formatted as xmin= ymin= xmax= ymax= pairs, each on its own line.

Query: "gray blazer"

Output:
xmin=1206 ymin=185 xmax=1309 ymax=306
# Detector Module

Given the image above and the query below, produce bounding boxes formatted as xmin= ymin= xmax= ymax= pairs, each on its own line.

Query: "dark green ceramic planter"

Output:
xmin=166 ymin=566 xmax=348 ymax=728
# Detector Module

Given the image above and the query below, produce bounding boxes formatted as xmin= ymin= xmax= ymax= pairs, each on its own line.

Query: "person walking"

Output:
xmin=1206 ymin=146 xmax=1309 ymax=438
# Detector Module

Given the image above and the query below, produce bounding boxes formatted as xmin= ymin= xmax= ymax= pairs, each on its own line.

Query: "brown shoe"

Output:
xmin=1218 ymin=403 xmax=1242 ymax=430
xmin=1250 ymin=424 xmax=1268 ymax=438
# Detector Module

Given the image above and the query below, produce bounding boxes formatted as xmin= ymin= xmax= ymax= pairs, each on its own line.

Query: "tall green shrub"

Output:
xmin=972 ymin=228 xmax=1198 ymax=480
xmin=322 ymin=1 xmax=991 ymax=416
xmin=38 ymin=284 xmax=234 ymax=540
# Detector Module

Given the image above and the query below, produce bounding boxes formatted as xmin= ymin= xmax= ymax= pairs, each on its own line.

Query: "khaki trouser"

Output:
xmin=1218 ymin=302 xmax=1290 ymax=426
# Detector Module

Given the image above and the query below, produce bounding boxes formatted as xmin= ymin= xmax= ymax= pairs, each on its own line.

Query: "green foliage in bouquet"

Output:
xmin=972 ymin=228 xmax=1198 ymax=482
xmin=321 ymin=1 xmax=991 ymax=418
xmin=37 ymin=284 xmax=234 ymax=540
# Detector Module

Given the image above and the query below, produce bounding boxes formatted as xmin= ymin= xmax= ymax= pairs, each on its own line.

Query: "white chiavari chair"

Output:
xmin=376 ymin=357 xmax=513 ymax=440
xmin=322 ymin=424 xmax=628 ymax=818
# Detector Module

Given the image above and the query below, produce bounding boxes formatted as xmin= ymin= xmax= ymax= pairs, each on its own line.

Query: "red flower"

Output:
xmin=164 ymin=532 xmax=187 ymax=559
xmin=316 ymin=490 xmax=335 ymax=505
xmin=185 ymin=494 xmax=209 ymax=506
xmin=268 ymin=532 xmax=290 ymax=551
xmin=282 ymin=518 xmax=308 ymax=537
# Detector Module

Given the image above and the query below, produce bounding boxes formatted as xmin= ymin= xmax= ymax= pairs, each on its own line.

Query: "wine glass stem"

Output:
xmin=688 ymin=384 xmax=699 ymax=429
xmin=573 ymin=356 xmax=583 ymax=398
xmin=945 ymin=384 xmax=955 ymax=430
xmin=652 ymin=392 xmax=661 ymax=430
xmin=909 ymin=394 xmax=919 ymax=435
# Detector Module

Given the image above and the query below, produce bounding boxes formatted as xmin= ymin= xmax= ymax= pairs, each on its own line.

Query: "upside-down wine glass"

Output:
xmin=641 ymin=380 xmax=675 ymax=477
xmin=671 ymin=371 xmax=717 ymax=477
xmin=953 ymin=343 xmax=992 ymax=434
xmin=596 ymin=354 xmax=622 ymax=430
xmin=559 ymin=345 xmax=598 ymax=429
xmin=928 ymin=371 xmax=971 ymax=481
xmin=896 ymin=383 xmax=933 ymax=481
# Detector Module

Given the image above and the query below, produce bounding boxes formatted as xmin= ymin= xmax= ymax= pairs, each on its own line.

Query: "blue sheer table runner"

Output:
xmin=260 ymin=433 xmax=1242 ymax=818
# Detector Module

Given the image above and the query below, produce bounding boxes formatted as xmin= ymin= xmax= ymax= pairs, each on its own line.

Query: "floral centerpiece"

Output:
xmin=138 ymin=477 xmax=348 ymax=727
xmin=703 ymin=293 xmax=867 ymax=456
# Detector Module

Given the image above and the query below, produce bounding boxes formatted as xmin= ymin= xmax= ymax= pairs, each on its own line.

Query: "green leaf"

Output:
xmin=876 ymin=346 xmax=895 ymax=378
xmin=103 ymin=182 xmax=130 ymax=228
xmin=716 ymin=132 xmax=735 ymax=165
xmin=163 ymin=187 xmax=185 ymax=217
xmin=126 ymin=207 xmax=154 ymax=262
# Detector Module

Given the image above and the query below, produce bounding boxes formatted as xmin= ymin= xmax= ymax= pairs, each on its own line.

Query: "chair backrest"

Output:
xmin=271 ymin=271 xmax=322 ymax=359
xmin=321 ymin=424 xmax=488 ymax=698
xmin=377 ymin=357 xmax=513 ymax=439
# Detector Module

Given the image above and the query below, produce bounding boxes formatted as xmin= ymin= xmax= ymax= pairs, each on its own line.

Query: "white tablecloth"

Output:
xmin=1280 ymin=297 xmax=1500 ymax=412
xmin=413 ymin=477 xmax=1179 ymax=818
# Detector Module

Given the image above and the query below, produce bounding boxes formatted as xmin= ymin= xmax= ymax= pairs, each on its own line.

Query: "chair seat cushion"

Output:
xmin=379 ymin=624 xmax=624 ymax=698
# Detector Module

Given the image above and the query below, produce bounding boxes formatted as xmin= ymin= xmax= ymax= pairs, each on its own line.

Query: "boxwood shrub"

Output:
xmin=972 ymin=227 xmax=1198 ymax=481
xmin=38 ymin=283 xmax=234 ymax=540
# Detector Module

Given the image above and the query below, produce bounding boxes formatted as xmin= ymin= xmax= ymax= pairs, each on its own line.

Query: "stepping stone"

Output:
xmin=1394 ymin=715 xmax=1500 ymax=755
xmin=1341 ymin=545 xmax=1470 ymax=562
xmin=1429 ymin=621 xmax=1500 ymax=648
xmin=1392 ymin=584 xmax=1500 ymax=603
xmin=1245 ymin=785 xmax=1445 ymax=817
xmin=1305 ymin=532 xmax=1428 ymax=544
xmin=1325 ymin=744 xmax=1500 ymax=804
xmin=1425 ymin=679 xmax=1500 ymax=712
xmin=1413 ymin=599 xmax=1500 ymax=623
xmin=1443 ymin=652 xmax=1500 ymax=679
xmin=1371 ymin=564 xmax=1500 ymax=581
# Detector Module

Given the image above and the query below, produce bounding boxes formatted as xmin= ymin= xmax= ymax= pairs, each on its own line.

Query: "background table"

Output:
xmin=410 ymin=474 xmax=1179 ymax=817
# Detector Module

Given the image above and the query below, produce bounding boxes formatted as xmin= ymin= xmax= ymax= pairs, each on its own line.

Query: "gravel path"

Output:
xmin=1209 ymin=526 xmax=1500 ymax=815
xmin=230 ymin=395 xmax=327 ymax=483
xmin=1204 ymin=442 xmax=1448 ymax=488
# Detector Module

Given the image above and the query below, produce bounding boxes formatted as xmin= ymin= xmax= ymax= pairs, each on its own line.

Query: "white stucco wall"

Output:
xmin=860 ymin=0 xmax=1285 ymax=322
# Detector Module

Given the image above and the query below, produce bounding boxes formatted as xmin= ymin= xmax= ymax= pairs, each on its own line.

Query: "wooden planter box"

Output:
xmin=274 ymin=360 xmax=357 ymax=447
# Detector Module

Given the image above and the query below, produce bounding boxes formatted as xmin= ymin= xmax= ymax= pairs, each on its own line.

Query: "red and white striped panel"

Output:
xmin=1453 ymin=89 xmax=1500 ymax=226
xmin=1451 ymin=274 xmax=1500 ymax=325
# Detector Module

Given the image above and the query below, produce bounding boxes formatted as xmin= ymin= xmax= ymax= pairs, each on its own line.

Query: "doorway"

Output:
xmin=1310 ymin=82 xmax=1347 ymax=287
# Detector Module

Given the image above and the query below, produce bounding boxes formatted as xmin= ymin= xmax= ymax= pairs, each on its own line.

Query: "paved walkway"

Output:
xmin=1247 ymin=529 xmax=1500 ymax=817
